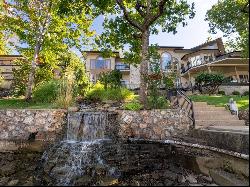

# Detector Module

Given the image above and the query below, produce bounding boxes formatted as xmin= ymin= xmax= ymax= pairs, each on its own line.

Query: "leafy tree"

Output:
xmin=1 ymin=0 xmax=94 ymax=100
xmin=205 ymin=0 xmax=249 ymax=57
xmin=58 ymin=0 xmax=195 ymax=105
xmin=99 ymin=69 xmax=122 ymax=90
xmin=195 ymin=72 xmax=225 ymax=94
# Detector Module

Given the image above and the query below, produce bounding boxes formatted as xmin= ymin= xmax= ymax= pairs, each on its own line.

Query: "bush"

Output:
xmin=195 ymin=72 xmax=225 ymax=94
xmin=12 ymin=59 xmax=54 ymax=96
xmin=85 ymin=82 xmax=135 ymax=102
xmin=32 ymin=80 xmax=60 ymax=103
xmin=147 ymin=96 xmax=170 ymax=109
xmin=123 ymin=101 xmax=143 ymax=111
xmin=55 ymin=70 xmax=75 ymax=108
xmin=99 ymin=70 xmax=122 ymax=89
xmin=232 ymin=90 xmax=240 ymax=95
xmin=243 ymin=91 xmax=249 ymax=96
xmin=218 ymin=90 xmax=226 ymax=95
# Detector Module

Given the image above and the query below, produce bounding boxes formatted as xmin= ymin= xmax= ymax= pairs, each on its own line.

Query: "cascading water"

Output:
xmin=38 ymin=111 xmax=119 ymax=186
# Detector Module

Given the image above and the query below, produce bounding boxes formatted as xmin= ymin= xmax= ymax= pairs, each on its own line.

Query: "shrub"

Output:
xmin=99 ymin=70 xmax=122 ymax=89
xmin=243 ymin=91 xmax=249 ymax=96
xmin=55 ymin=70 xmax=75 ymax=108
xmin=85 ymin=82 xmax=135 ymax=102
xmin=12 ymin=59 xmax=54 ymax=96
xmin=123 ymin=101 xmax=143 ymax=111
xmin=232 ymin=90 xmax=240 ymax=95
xmin=218 ymin=90 xmax=226 ymax=95
xmin=195 ymin=72 xmax=225 ymax=94
xmin=147 ymin=96 xmax=170 ymax=109
xmin=32 ymin=80 xmax=60 ymax=103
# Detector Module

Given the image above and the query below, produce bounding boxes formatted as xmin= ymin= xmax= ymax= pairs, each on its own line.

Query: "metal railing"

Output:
xmin=175 ymin=89 xmax=195 ymax=128
xmin=115 ymin=64 xmax=130 ymax=70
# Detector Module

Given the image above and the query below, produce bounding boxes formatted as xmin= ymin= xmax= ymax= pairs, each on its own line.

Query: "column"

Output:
xmin=235 ymin=66 xmax=240 ymax=83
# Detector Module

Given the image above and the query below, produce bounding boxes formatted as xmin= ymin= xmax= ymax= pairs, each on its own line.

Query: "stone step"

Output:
xmin=194 ymin=106 xmax=227 ymax=111
xmin=195 ymin=120 xmax=245 ymax=127
xmin=193 ymin=102 xmax=208 ymax=107
xmin=195 ymin=114 xmax=238 ymax=120
xmin=206 ymin=126 xmax=249 ymax=134
xmin=194 ymin=110 xmax=231 ymax=116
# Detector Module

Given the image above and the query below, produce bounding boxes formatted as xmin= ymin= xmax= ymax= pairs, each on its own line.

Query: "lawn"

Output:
xmin=189 ymin=95 xmax=249 ymax=110
xmin=0 ymin=98 xmax=56 ymax=109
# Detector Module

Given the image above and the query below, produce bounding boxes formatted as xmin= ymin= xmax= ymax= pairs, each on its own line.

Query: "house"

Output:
xmin=0 ymin=55 xmax=23 ymax=89
xmin=85 ymin=38 xmax=249 ymax=94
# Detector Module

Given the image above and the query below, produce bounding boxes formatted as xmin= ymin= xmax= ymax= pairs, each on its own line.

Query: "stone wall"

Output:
xmin=239 ymin=109 xmax=249 ymax=126
xmin=117 ymin=109 xmax=192 ymax=140
xmin=0 ymin=109 xmax=67 ymax=141
xmin=218 ymin=85 xmax=249 ymax=95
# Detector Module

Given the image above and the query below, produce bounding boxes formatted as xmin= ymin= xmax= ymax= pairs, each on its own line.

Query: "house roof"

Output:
xmin=157 ymin=46 xmax=184 ymax=49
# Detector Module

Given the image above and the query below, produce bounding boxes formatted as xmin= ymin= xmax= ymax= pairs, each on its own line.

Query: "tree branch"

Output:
xmin=147 ymin=0 xmax=168 ymax=27
xmin=135 ymin=1 xmax=146 ymax=17
xmin=116 ymin=0 xmax=143 ymax=31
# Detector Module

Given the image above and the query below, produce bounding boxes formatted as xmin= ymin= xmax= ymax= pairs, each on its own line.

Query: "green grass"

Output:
xmin=189 ymin=95 xmax=249 ymax=110
xmin=0 ymin=98 xmax=57 ymax=109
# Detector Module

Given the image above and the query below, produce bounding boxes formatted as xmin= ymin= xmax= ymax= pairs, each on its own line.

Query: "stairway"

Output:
xmin=193 ymin=102 xmax=246 ymax=130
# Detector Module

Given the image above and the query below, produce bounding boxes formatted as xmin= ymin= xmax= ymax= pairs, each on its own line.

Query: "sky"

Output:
xmin=91 ymin=0 xmax=225 ymax=49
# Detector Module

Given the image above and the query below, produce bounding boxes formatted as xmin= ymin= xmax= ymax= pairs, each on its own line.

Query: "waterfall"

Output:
xmin=66 ymin=112 xmax=108 ymax=141
xmin=39 ymin=111 xmax=119 ymax=186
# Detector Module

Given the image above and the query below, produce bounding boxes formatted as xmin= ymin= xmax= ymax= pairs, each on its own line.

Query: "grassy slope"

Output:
xmin=0 ymin=98 xmax=56 ymax=109
xmin=189 ymin=95 xmax=249 ymax=110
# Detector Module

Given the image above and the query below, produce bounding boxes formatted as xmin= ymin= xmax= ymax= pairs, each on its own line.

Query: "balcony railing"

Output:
xmin=115 ymin=64 xmax=130 ymax=71
xmin=180 ymin=56 xmax=216 ymax=74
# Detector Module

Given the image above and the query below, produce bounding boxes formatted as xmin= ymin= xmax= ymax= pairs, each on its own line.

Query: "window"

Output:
xmin=161 ymin=52 xmax=172 ymax=71
xmin=90 ymin=57 xmax=111 ymax=70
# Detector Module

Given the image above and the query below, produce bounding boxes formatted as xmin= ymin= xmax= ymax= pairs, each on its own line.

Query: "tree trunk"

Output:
xmin=139 ymin=29 xmax=149 ymax=105
xmin=25 ymin=43 xmax=40 ymax=101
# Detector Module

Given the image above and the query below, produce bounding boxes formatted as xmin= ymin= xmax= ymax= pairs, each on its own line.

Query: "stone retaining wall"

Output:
xmin=218 ymin=85 xmax=249 ymax=95
xmin=117 ymin=109 xmax=192 ymax=140
xmin=0 ymin=109 xmax=67 ymax=141
xmin=239 ymin=109 xmax=249 ymax=126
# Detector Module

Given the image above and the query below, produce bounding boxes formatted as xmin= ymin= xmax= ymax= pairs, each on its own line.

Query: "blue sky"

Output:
xmin=91 ymin=0 xmax=224 ymax=49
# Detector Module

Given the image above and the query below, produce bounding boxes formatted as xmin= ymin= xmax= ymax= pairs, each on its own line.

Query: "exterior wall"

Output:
xmin=0 ymin=55 xmax=22 ymax=89
xmin=0 ymin=109 xmax=66 ymax=141
xmin=218 ymin=85 xmax=249 ymax=95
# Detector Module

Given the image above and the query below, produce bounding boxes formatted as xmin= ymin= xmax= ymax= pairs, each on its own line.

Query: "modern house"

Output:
xmin=84 ymin=38 xmax=249 ymax=94
xmin=1 ymin=38 xmax=249 ymax=94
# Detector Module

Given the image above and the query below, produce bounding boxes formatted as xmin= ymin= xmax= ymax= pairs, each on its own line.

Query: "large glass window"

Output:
xmin=161 ymin=52 xmax=172 ymax=71
xmin=90 ymin=57 xmax=111 ymax=69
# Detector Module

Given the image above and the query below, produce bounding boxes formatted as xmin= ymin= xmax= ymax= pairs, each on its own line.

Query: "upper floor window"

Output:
xmin=90 ymin=56 xmax=111 ymax=69
xmin=161 ymin=52 xmax=172 ymax=71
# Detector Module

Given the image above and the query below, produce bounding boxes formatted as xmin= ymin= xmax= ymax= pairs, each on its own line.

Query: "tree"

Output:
xmin=1 ymin=0 xmax=94 ymax=101
xmin=59 ymin=0 xmax=195 ymax=105
xmin=205 ymin=0 xmax=249 ymax=57
xmin=195 ymin=72 xmax=225 ymax=94
xmin=100 ymin=0 xmax=195 ymax=104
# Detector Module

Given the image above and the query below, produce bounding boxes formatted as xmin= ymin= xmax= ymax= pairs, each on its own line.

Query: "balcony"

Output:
xmin=115 ymin=64 xmax=130 ymax=71
xmin=180 ymin=56 xmax=215 ymax=74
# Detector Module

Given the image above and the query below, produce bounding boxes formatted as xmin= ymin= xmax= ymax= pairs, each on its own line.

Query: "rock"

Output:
xmin=23 ymin=116 xmax=34 ymax=125
xmin=75 ymin=176 xmax=92 ymax=185
xmin=68 ymin=107 xmax=79 ymax=112
xmin=7 ymin=179 xmax=19 ymax=186
xmin=139 ymin=123 xmax=147 ymax=129
xmin=186 ymin=174 xmax=197 ymax=183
